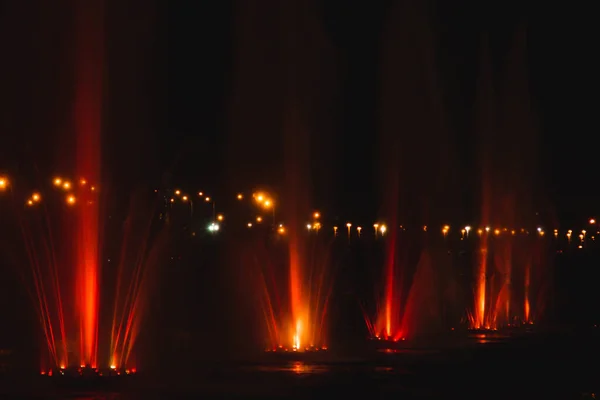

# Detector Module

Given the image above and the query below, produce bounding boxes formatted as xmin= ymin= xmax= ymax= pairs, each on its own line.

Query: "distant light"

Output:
xmin=313 ymin=212 xmax=320 ymax=219
xmin=208 ymin=222 xmax=219 ymax=232
xmin=80 ymin=178 xmax=87 ymax=186
xmin=53 ymin=177 xmax=62 ymax=186
xmin=256 ymin=216 xmax=262 ymax=223
xmin=182 ymin=195 xmax=188 ymax=201
xmin=590 ymin=218 xmax=596 ymax=225
xmin=205 ymin=197 xmax=211 ymax=202
xmin=237 ymin=193 xmax=243 ymax=200
xmin=32 ymin=193 xmax=41 ymax=202
xmin=175 ymin=189 xmax=181 ymax=196
xmin=63 ymin=181 xmax=71 ymax=190
xmin=247 ymin=222 xmax=253 ymax=228
xmin=110 ymin=365 xmax=116 ymax=370
xmin=66 ymin=195 xmax=76 ymax=205
xmin=217 ymin=214 xmax=224 ymax=221
xmin=306 ymin=224 xmax=312 ymax=230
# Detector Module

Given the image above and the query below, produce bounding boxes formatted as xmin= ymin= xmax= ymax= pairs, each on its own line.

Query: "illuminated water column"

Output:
xmin=74 ymin=0 xmax=104 ymax=367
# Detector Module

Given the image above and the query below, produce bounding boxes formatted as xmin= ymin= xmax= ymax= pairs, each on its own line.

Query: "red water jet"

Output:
xmin=74 ymin=0 xmax=104 ymax=367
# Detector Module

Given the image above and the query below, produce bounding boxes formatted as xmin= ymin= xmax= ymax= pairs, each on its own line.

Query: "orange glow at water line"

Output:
xmin=524 ymin=261 xmax=531 ymax=323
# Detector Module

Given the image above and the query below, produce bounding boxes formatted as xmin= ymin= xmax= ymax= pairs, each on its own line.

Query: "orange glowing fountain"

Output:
xmin=73 ymin=0 xmax=104 ymax=367
xmin=0 ymin=175 xmax=104 ymax=369
xmin=251 ymin=223 xmax=336 ymax=352
xmin=109 ymin=190 xmax=169 ymax=369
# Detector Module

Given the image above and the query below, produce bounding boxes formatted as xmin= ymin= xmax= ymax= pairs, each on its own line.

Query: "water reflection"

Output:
xmin=250 ymin=361 xmax=331 ymax=374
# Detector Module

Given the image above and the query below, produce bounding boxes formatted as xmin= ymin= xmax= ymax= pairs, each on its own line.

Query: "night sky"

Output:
xmin=0 ymin=1 xmax=597 ymax=221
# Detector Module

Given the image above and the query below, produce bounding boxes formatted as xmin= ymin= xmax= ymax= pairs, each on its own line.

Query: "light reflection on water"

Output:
xmin=250 ymin=361 xmax=331 ymax=374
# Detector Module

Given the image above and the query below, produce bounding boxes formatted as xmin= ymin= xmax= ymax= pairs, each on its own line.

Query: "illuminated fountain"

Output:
xmin=0 ymin=176 xmax=163 ymax=374
xmin=363 ymin=226 xmax=448 ymax=349
xmin=468 ymin=27 xmax=546 ymax=334
xmin=250 ymin=223 xmax=336 ymax=355
xmin=109 ymin=189 xmax=170 ymax=370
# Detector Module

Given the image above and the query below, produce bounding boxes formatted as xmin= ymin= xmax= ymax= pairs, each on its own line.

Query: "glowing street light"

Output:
xmin=442 ymin=225 xmax=450 ymax=238
xmin=346 ymin=222 xmax=352 ymax=238
xmin=53 ymin=177 xmax=62 ymax=186
xmin=373 ymin=223 xmax=379 ymax=237
xmin=66 ymin=195 xmax=76 ymax=205
xmin=590 ymin=218 xmax=596 ymax=225
xmin=333 ymin=226 xmax=338 ymax=236
xmin=247 ymin=222 xmax=253 ymax=228
xmin=465 ymin=226 xmax=471 ymax=237
xmin=237 ymin=193 xmax=243 ymax=200
xmin=208 ymin=222 xmax=219 ymax=232
xmin=313 ymin=211 xmax=320 ymax=219
xmin=181 ymin=195 xmax=188 ymax=201
xmin=62 ymin=181 xmax=71 ymax=190
xmin=379 ymin=224 xmax=387 ymax=235
xmin=175 ymin=189 xmax=181 ymax=196
xmin=0 ymin=176 xmax=8 ymax=190
xmin=31 ymin=193 xmax=41 ymax=202
xmin=256 ymin=216 xmax=262 ymax=223
xmin=217 ymin=214 xmax=224 ymax=221
xmin=357 ymin=226 xmax=362 ymax=237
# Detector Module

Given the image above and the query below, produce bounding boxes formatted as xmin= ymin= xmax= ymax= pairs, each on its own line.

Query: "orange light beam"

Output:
xmin=41 ymin=203 xmax=69 ymax=366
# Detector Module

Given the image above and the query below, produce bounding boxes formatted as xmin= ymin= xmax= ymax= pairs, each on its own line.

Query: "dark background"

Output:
xmin=0 ymin=0 xmax=599 ymax=369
